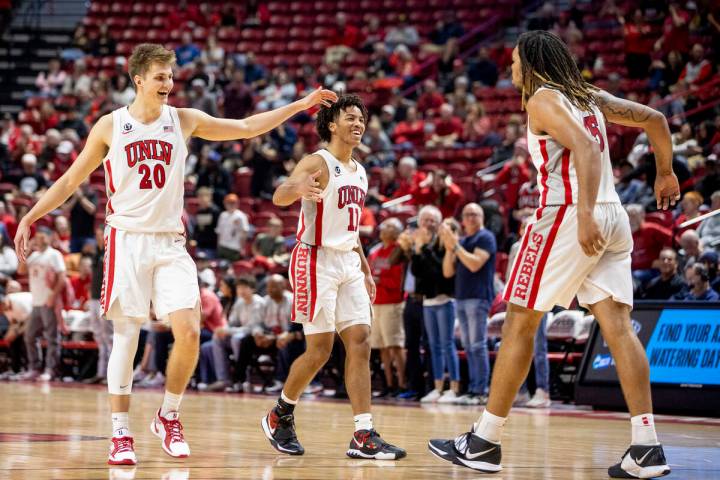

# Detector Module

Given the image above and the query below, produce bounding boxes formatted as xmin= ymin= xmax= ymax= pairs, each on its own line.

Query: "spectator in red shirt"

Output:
xmin=368 ymin=217 xmax=407 ymax=396
xmin=413 ymin=170 xmax=464 ymax=218
xmin=392 ymin=106 xmax=426 ymax=147
xmin=619 ymin=8 xmax=654 ymax=79
xmin=678 ymin=44 xmax=713 ymax=86
xmin=393 ymin=156 xmax=426 ymax=199
xmin=325 ymin=12 xmax=362 ymax=64
xmin=389 ymin=44 xmax=419 ymax=83
xmin=463 ymin=102 xmax=493 ymax=146
xmin=494 ymin=139 xmax=531 ymax=211
xmin=69 ymin=256 xmax=92 ymax=308
xmin=359 ymin=205 xmax=377 ymax=248
xmin=626 ymin=204 xmax=673 ymax=287
xmin=417 ymin=79 xmax=445 ymax=117
xmin=513 ymin=161 xmax=540 ymax=222
xmin=52 ymin=215 xmax=71 ymax=256
xmin=655 ymin=2 xmax=690 ymax=56
xmin=200 ymin=280 xmax=227 ymax=338
xmin=427 ymin=103 xmax=464 ymax=148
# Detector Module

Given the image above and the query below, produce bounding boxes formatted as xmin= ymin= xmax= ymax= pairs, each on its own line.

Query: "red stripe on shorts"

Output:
xmin=314 ymin=201 xmax=323 ymax=247
xmin=308 ymin=246 xmax=318 ymax=322
xmin=289 ymin=244 xmax=299 ymax=322
xmin=538 ymin=140 xmax=550 ymax=207
xmin=561 ymin=148 xmax=572 ymax=205
xmin=504 ymin=225 xmax=533 ymax=302
xmin=103 ymin=227 xmax=117 ymax=313
xmin=527 ymin=205 xmax=567 ymax=310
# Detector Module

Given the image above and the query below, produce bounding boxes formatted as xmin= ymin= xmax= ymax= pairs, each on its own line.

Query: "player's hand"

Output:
xmin=654 ymin=172 xmax=681 ymax=210
xmin=577 ymin=216 xmax=606 ymax=257
xmin=299 ymin=169 xmax=323 ymax=202
xmin=14 ymin=219 xmax=31 ymax=263
xmin=364 ymin=273 xmax=376 ymax=304
xmin=299 ymin=87 xmax=338 ymax=110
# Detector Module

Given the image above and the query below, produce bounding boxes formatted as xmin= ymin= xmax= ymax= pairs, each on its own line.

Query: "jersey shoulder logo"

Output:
xmin=122 ymin=123 xmax=133 ymax=134
xmin=334 ymin=165 xmax=342 ymax=176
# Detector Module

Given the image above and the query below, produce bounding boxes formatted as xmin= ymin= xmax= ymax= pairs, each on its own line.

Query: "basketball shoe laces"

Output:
xmin=164 ymin=417 xmax=185 ymax=444
xmin=355 ymin=430 xmax=381 ymax=450
xmin=112 ymin=437 xmax=134 ymax=454
xmin=278 ymin=414 xmax=299 ymax=442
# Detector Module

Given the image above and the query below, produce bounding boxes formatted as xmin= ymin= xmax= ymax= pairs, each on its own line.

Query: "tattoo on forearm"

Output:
xmin=597 ymin=95 xmax=652 ymax=122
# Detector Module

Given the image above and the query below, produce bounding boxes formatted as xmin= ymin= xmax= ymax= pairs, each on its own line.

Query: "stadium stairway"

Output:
xmin=0 ymin=0 xmax=86 ymax=115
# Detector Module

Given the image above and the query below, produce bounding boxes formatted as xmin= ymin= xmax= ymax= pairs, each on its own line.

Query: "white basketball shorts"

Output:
xmin=503 ymin=203 xmax=633 ymax=312
xmin=101 ymin=226 xmax=200 ymax=319
xmin=289 ymin=243 xmax=372 ymax=335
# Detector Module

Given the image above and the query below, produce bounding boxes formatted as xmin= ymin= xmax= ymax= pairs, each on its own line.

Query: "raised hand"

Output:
xmin=300 ymin=87 xmax=338 ymax=109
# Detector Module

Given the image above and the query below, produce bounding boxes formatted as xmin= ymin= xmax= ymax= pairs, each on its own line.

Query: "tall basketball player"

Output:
xmin=14 ymin=44 xmax=337 ymax=465
xmin=428 ymin=31 xmax=680 ymax=479
xmin=261 ymin=94 xmax=406 ymax=460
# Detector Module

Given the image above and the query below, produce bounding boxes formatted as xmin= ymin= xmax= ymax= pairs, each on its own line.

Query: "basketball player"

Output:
xmin=428 ymin=31 xmax=679 ymax=479
xmin=14 ymin=43 xmax=337 ymax=465
xmin=261 ymin=94 xmax=406 ymax=460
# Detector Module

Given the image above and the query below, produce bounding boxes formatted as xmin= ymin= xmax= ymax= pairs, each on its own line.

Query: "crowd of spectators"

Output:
xmin=0 ymin=1 xmax=719 ymax=405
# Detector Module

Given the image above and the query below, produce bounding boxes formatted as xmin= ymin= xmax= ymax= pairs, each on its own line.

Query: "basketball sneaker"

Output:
xmin=608 ymin=444 xmax=670 ymax=478
xmin=261 ymin=409 xmax=305 ymax=455
xmin=346 ymin=429 xmax=407 ymax=460
xmin=150 ymin=409 xmax=190 ymax=458
xmin=428 ymin=426 xmax=502 ymax=473
xmin=107 ymin=435 xmax=137 ymax=465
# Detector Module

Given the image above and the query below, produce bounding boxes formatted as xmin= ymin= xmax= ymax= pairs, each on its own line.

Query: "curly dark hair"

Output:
xmin=316 ymin=94 xmax=369 ymax=143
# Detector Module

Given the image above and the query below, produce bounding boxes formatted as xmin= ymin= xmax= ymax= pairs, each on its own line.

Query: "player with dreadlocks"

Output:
xmin=428 ymin=31 xmax=679 ymax=478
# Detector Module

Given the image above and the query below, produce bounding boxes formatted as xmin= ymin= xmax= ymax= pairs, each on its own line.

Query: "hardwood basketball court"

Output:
xmin=1 ymin=382 xmax=718 ymax=479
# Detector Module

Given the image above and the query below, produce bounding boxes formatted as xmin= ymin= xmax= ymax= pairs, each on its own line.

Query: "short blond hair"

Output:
xmin=128 ymin=43 xmax=176 ymax=85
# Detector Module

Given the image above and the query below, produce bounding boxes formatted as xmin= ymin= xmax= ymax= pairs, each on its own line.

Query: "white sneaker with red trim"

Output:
xmin=108 ymin=435 xmax=137 ymax=465
xmin=150 ymin=409 xmax=190 ymax=458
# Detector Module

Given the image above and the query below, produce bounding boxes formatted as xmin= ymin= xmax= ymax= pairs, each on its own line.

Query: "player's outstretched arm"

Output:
xmin=272 ymin=154 xmax=327 ymax=207
xmin=527 ymin=89 xmax=605 ymax=256
xmin=594 ymin=90 xmax=680 ymax=210
xmin=14 ymin=115 xmax=111 ymax=262
xmin=181 ymin=87 xmax=337 ymax=142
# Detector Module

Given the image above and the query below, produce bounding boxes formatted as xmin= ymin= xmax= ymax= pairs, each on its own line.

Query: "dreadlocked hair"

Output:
xmin=316 ymin=93 xmax=368 ymax=143
xmin=517 ymin=30 xmax=598 ymax=112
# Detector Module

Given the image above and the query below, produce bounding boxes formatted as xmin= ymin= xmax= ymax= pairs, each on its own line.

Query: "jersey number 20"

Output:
xmin=139 ymin=164 xmax=166 ymax=189
xmin=583 ymin=115 xmax=605 ymax=152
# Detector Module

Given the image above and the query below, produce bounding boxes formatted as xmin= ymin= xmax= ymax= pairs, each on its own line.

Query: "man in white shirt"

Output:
xmin=215 ymin=193 xmax=250 ymax=261
xmin=18 ymin=227 xmax=67 ymax=381
xmin=0 ymin=287 xmax=33 ymax=377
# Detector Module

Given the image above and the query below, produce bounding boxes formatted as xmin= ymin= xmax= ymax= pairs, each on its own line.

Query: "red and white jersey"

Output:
xmin=296 ymin=149 xmax=368 ymax=252
xmin=527 ymin=87 xmax=620 ymax=207
xmin=103 ymin=105 xmax=187 ymax=233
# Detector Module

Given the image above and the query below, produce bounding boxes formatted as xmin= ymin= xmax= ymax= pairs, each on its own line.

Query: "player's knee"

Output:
xmin=502 ymin=317 xmax=537 ymax=339
xmin=174 ymin=322 xmax=200 ymax=346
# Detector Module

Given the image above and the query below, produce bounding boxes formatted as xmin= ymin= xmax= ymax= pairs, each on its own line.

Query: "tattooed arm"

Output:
xmin=594 ymin=90 xmax=680 ymax=209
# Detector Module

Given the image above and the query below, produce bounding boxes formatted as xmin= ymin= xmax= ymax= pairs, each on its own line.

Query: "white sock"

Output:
xmin=473 ymin=409 xmax=506 ymax=443
xmin=281 ymin=390 xmax=298 ymax=405
xmin=111 ymin=412 xmax=130 ymax=437
xmin=631 ymin=413 xmax=659 ymax=446
xmin=160 ymin=391 xmax=183 ymax=417
xmin=354 ymin=413 xmax=373 ymax=432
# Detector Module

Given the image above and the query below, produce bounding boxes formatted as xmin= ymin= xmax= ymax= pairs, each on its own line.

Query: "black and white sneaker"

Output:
xmin=261 ymin=410 xmax=305 ymax=455
xmin=608 ymin=444 xmax=670 ymax=478
xmin=428 ymin=428 xmax=502 ymax=473
xmin=346 ymin=429 xmax=407 ymax=460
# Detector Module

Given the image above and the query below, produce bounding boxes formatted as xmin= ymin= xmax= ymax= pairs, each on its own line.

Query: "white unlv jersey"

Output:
xmin=527 ymin=87 xmax=620 ymax=206
xmin=103 ymin=105 xmax=187 ymax=233
xmin=296 ymin=149 xmax=368 ymax=251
